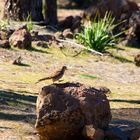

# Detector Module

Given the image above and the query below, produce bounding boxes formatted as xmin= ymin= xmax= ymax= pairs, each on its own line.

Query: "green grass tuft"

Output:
xmin=80 ymin=74 xmax=98 ymax=79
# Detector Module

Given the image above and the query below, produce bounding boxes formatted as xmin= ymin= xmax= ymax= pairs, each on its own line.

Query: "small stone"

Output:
xmin=0 ymin=40 xmax=10 ymax=48
xmin=62 ymin=28 xmax=73 ymax=39
xmin=12 ymin=56 xmax=22 ymax=65
xmin=31 ymin=31 xmax=38 ymax=36
xmin=134 ymin=54 xmax=140 ymax=67
xmin=33 ymin=41 xmax=48 ymax=48
xmin=0 ymin=29 xmax=14 ymax=40
xmin=82 ymin=125 xmax=104 ymax=140
xmin=9 ymin=25 xmax=32 ymax=49
xmin=54 ymin=31 xmax=64 ymax=39
xmin=99 ymin=87 xmax=111 ymax=94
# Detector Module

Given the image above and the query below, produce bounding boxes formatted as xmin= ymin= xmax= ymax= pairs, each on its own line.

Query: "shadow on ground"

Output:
xmin=109 ymin=53 xmax=134 ymax=63
xmin=0 ymin=90 xmax=140 ymax=129
xmin=0 ymin=90 xmax=37 ymax=124
xmin=111 ymin=108 xmax=140 ymax=131
xmin=110 ymin=99 xmax=140 ymax=104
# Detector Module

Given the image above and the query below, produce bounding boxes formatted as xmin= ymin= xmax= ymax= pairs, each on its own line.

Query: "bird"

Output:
xmin=36 ymin=66 xmax=67 ymax=84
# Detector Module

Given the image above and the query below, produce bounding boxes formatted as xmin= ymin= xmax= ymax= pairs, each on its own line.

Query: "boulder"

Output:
xmin=9 ymin=25 xmax=32 ymax=49
xmin=58 ymin=16 xmax=74 ymax=29
xmin=134 ymin=53 xmax=140 ymax=67
xmin=35 ymin=82 xmax=111 ymax=140
xmin=130 ymin=129 xmax=140 ymax=140
xmin=58 ymin=16 xmax=82 ymax=31
xmin=83 ymin=0 xmax=139 ymax=21
xmin=71 ymin=16 xmax=82 ymax=32
xmin=129 ymin=11 xmax=140 ymax=43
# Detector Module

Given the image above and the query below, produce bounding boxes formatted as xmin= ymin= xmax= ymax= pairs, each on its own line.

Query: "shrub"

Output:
xmin=26 ymin=13 xmax=33 ymax=32
xmin=75 ymin=12 xmax=122 ymax=52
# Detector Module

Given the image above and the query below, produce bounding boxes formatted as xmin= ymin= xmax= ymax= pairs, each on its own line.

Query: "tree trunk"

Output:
xmin=45 ymin=0 xmax=57 ymax=25
xmin=31 ymin=0 xmax=44 ymax=21
xmin=3 ymin=0 xmax=43 ymax=21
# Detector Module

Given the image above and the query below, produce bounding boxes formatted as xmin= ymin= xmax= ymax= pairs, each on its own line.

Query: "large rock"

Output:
xmin=9 ymin=25 xmax=32 ymax=49
xmin=58 ymin=16 xmax=82 ymax=32
xmin=35 ymin=82 xmax=111 ymax=140
xmin=83 ymin=0 xmax=139 ymax=21
xmin=129 ymin=11 xmax=140 ymax=44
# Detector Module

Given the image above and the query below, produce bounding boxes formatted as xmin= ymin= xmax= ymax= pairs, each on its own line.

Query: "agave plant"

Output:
xmin=76 ymin=12 xmax=122 ymax=52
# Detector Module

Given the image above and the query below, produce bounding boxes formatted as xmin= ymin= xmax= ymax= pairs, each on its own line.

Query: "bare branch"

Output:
xmin=56 ymin=39 xmax=103 ymax=56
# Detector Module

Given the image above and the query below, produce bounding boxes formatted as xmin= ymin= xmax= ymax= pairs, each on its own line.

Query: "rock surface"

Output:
xmin=0 ymin=40 xmax=10 ymax=48
xmin=130 ymin=129 xmax=140 ymax=140
xmin=58 ymin=15 xmax=82 ymax=32
xmin=0 ymin=29 xmax=14 ymax=40
xmin=83 ymin=0 xmax=139 ymax=21
xmin=35 ymin=82 xmax=111 ymax=140
xmin=129 ymin=11 xmax=140 ymax=44
xmin=62 ymin=28 xmax=73 ymax=39
xmin=134 ymin=54 xmax=140 ymax=67
xmin=33 ymin=41 xmax=48 ymax=48
xmin=9 ymin=25 xmax=32 ymax=49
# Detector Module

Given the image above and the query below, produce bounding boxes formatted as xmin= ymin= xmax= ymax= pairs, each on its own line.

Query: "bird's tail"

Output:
xmin=35 ymin=77 xmax=50 ymax=84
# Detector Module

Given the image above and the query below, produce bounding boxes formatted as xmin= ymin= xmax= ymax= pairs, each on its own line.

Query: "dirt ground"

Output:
xmin=0 ymin=42 xmax=140 ymax=139
xmin=0 ymin=1 xmax=140 ymax=140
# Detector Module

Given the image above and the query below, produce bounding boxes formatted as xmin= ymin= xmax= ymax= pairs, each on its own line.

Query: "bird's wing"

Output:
xmin=50 ymin=69 xmax=62 ymax=78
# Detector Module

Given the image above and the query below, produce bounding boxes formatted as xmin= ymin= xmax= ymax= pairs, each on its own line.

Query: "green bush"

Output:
xmin=26 ymin=13 xmax=33 ymax=32
xmin=75 ymin=12 xmax=122 ymax=52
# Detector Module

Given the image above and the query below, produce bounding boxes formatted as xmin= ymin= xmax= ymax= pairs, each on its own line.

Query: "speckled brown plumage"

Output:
xmin=36 ymin=66 xmax=67 ymax=83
